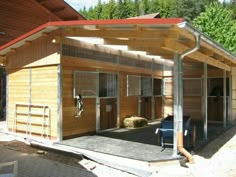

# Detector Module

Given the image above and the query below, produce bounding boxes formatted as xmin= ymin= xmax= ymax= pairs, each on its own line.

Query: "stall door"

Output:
xmin=141 ymin=97 xmax=152 ymax=120
xmin=100 ymin=98 xmax=117 ymax=130
xmin=140 ymin=77 xmax=152 ymax=120
xmin=99 ymin=73 xmax=117 ymax=130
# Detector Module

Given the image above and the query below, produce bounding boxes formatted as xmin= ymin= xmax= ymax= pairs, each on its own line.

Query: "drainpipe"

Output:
xmin=177 ymin=25 xmax=201 ymax=163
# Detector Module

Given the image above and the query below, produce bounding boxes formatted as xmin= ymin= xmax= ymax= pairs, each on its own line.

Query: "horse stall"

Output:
xmin=0 ymin=18 xmax=235 ymax=151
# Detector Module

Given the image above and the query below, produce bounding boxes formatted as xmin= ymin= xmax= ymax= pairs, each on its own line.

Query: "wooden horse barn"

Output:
xmin=0 ymin=18 xmax=236 ymax=156
xmin=0 ymin=0 xmax=85 ymax=120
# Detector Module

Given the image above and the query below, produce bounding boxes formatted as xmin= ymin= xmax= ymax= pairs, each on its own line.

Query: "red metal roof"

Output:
xmin=0 ymin=18 xmax=184 ymax=54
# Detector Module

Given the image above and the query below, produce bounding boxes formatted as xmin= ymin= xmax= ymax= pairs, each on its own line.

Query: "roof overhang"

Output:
xmin=0 ymin=18 xmax=235 ymax=71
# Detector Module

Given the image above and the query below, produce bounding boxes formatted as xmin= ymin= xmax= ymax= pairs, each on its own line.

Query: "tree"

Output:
xmin=95 ymin=0 xmax=103 ymax=19
xmin=139 ymin=0 xmax=150 ymax=15
xmin=107 ymin=0 xmax=117 ymax=19
xmin=193 ymin=2 xmax=236 ymax=54
xmin=79 ymin=0 xmax=218 ymax=21
xmin=228 ymin=0 xmax=236 ymax=19
xmin=134 ymin=0 xmax=141 ymax=16
xmin=154 ymin=0 xmax=177 ymax=18
xmin=114 ymin=0 xmax=125 ymax=19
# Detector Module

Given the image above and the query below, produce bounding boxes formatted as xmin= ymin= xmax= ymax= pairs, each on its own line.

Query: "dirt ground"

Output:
xmin=0 ymin=140 xmax=83 ymax=167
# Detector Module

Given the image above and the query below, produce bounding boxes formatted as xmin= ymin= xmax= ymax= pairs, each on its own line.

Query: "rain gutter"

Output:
xmin=178 ymin=22 xmax=236 ymax=62
xmin=176 ymin=22 xmax=201 ymax=163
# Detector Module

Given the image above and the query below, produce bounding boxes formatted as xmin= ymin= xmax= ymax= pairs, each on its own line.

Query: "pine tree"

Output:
xmin=114 ymin=0 xmax=125 ymax=19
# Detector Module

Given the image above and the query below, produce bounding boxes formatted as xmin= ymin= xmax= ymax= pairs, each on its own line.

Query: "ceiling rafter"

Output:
xmin=128 ymin=46 xmax=173 ymax=58
xmin=50 ymin=6 xmax=66 ymax=13
xmin=174 ymin=26 xmax=235 ymax=64
xmin=62 ymin=28 xmax=179 ymax=39
xmin=104 ymin=38 xmax=164 ymax=47
xmin=62 ymin=37 xmax=171 ymax=66
xmin=164 ymin=40 xmax=231 ymax=71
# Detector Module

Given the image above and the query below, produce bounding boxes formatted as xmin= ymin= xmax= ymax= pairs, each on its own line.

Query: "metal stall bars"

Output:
xmin=13 ymin=103 xmax=51 ymax=139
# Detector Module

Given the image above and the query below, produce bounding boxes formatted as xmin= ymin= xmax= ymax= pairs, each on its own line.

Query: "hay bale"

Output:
xmin=123 ymin=116 xmax=148 ymax=128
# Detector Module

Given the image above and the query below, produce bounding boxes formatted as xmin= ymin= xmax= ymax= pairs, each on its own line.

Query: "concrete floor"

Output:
xmin=58 ymin=123 xmax=175 ymax=162
xmin=58 ymin=120 xmax=231 ymax=162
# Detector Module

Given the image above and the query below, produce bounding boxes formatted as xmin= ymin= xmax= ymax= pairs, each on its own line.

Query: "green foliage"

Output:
xmin=193 ymin=2 xmax=236 ymax=54
xmin=154 ymin=0 xmax=177 ymax=18
xmin=79 ymin=0 xmax=218 ymax=20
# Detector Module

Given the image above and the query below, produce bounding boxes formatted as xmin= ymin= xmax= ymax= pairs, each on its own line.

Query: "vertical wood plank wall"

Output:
xmin=8 ymin=69 xmax=30 ymax=132
xmin=61 ymin=58 xmax=96 ymax=138
xmin=8 ymin=66 xmax=58 ymax=139
xmin=119 ymin=73 xmax=139 ymax=125
xmin=7 ymin=34 xmax=60 ymax=69
xmin=61 ymin=56 xmax=163 ymax=138
xmin=6 ymin=34 xmax=61 ymax=140
xmin=31 ymin=66 xmax=58 ymax=139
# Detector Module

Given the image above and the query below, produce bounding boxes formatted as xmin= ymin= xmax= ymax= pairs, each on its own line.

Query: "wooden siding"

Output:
xmin=0 ymin=0 xmax=60 ymax=46
xmin=155 ymin=96 xmax=163 ymax=119
xmin=7 ymin=34 xmax=60 ymax=69
xmin=141 ymin=97 xmax=152 ymax=120
xmin=183 ymin=96 xmax=202 ymax=120
xmin=119 ymin=73 xmax=139 ymax=124
xmin=61 ymin=56 xmax=163 ymax=137
xmin=100 ymin=98 xmax=117 ymax=130
xmin=62 ymin=63 xmax=96 ymax=138
xmin=8 ymin=66 xmax=58 ymax=139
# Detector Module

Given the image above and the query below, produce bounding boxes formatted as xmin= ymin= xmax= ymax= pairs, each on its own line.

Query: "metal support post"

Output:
xmin=173 ymin=52 xmax=183 ymax=156
xmin=223 ymin=70 xmax=227 ymax=128
xmin=202 ymin=63 xmax=208 ymax=140
xmin=229 ymin=75 xmax=232 ymax=123
xmin=116 ymin=72 xmax=120 ymax=128
xmin=152 ymin=76 xmax=155 ymax=119
xmin=138 ymin=76 xmax=142 ymax=117
xmin=96 ymin=73 xmax=100 ymax=132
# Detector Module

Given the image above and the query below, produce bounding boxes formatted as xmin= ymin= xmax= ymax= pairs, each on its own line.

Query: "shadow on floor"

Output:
xmin=99 ymin=120 xmax=236 ymax=157
xmin=194 ymin=122 xmax=236 ymax=159
xmin=98 ymin=122 xmax=161 ymax=146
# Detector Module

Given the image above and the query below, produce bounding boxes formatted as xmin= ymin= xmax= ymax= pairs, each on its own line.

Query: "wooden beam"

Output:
xmin=198 ymin=47 xmax=214 ymax=57
xmin=164 ymin=40 xmax=231 ymax=71
xmin=37 ymin=0 xmax=47 ymax=4
xmin=213 ymin=53 xmax=224 ymax=62
xmin=175 ymin=26 xmax=236 ymax=64
xmin=62 ymin=38 xmax=172 ymax=66
xmin=42 ymin=32 xmax=48 ymax=37
xmin=52 ymin=36 xmax=61 ymax=44
xmin=25 ymin=41 xmax=32 ymax=45
xmin=128 ymin=46 xmax=173 ymax=59
xmin=104 ymin=38 xmax=164 ymax=47
xmin=62 ymin=28 xmax=179 ymax=39
xmin=10 ymin=48 xmax=16 ymax=53
xmin=0 ymin=56 xmax=7 ymax=66
xmin=50 ymin=7 xmax=65 ymax=13
xmin=62 ymin=16 xmax=79 ymax=21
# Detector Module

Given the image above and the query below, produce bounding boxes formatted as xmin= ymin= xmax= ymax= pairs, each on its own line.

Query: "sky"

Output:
xmin=65 ymin=0 xmax=110 ymax=11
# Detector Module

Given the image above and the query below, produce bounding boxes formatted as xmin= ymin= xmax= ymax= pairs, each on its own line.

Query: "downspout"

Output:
xmin=177 ymin=22 xmax=201 ymax=163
